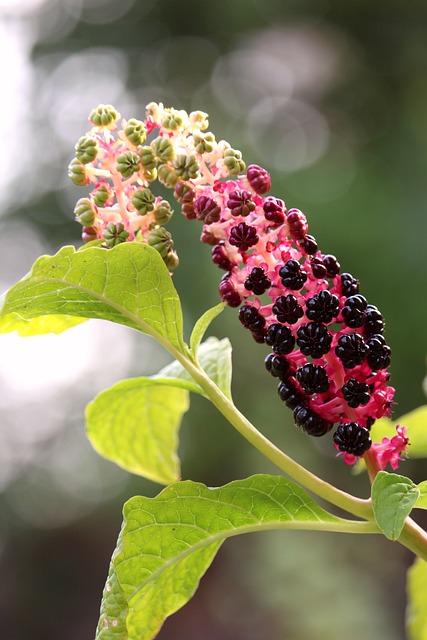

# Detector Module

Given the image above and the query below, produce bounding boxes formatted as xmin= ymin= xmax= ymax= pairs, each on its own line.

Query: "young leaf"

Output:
xmin=406 ymin=557 xmax=427 ymax=640
xmin=398 ymin=405 xmax=427 ymax=458
xmin=372 ymin=471 xmax=420 ymax=540
xmin=96 ymin=474 xmax=355 ymax=640
xmin=0 ymin=244 xmax=185 ymax=351
xmin=86 ymin=378 xmax=190 ymax=484
xmin=414 ymin=481 xmax=427 ymax=510
xmin=157 ymin=336 xmax=233 ymax=399
xmin=189 ymin=302 xmax=225 ymax=356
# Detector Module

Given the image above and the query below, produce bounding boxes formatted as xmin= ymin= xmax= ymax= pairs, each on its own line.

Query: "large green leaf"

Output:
xmin=96 ymin=474 xmax=359 ymax=640
xmin=372 ymin=471 xmax=419 ymax=540
xmin=157 ymin=336 xmax=233 ymax=399
xmin=87 ymin=337 xmax=232 ymax=483
xmin=407 ymin=558 xmax=427 ymax=640
xmin=0 ymin=244 xmax=185 ymax=351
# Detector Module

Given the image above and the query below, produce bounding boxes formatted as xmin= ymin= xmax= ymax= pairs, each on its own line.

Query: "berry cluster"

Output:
xmin=71 ymin=103 xmax=399 ymax=465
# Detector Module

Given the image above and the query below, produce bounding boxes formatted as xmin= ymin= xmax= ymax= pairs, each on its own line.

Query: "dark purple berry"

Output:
xmin=265 ymin=323 xmax=295 ymax=355
xmin=299 ymin=235 xmax=318 ymax=255
xmin=342 ymin=294 xmax=368 ymax=328
xmin=293 ymin=405 xmax=333 ymax=437
xmin=295 ymin=364 xmax=330 ymax=395
xmin=227 ymin=189 xmax=255 ymax=217
xmin=335 ymin=333 xmax=367 ymax=368
xmin=194 ymin=196 xmax=221 ymax=224
xmin=263 ymin=197 xmax=286 ymax=224
xmin=229 ymin=222 xmax=259 ymax=251
xmin=251 ymin=329 xmax=267 ymax=343
xmin=272 ymin=294 xmax=304 ymax=324
xmin=219 ymin=275 xmax=241 ymax=307
xmin=278 ymin=379 xmax=302 ymax=409
xmin=238 ymin=305 xmax=266 ymax=332
xmin=296 ymin=323 xmax=332 ymax=359
xmin=305 ymin=290 xmax=340 ymax=324
xmin=342 ymin=379 xmax=370 ymax=408
xmin=174 ymin=182 xmax=195 ymax=204
xmin=341 ymin=273 xmax=360 ymax=297
xmin=366 ymin=334 xmax=391 ymax=370
xmin=364 ymin=305 xmax=385 ymax=337
xmin=212 ymin=243 xmax=233 ymax=270
xmin=244 ymin=267 xmax=271 ymax=295
xmin=310 ymin=257 xmax=327 ymax=279
xmin=287 ymin=209 xmax=308 ymax=239
xmin=247 ymin=164 xmax=271 ymax=195
xmin=333 ymin=423 xmax=372 ymax=456
xmin=322 ymin=254 xmax=341 ymax=277
xmin=265 ymin=354 xmax=290 ymax=379
xmin=279 ymin=259 xmax=307 ymax=290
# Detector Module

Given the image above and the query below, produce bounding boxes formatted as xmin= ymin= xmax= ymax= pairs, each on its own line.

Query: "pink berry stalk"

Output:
xmin=70 ymin=102 xmax=407 ymax=468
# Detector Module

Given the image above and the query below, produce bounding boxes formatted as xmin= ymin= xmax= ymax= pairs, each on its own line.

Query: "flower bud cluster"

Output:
xmin=73 ymin=102 xmax=404 ymax=466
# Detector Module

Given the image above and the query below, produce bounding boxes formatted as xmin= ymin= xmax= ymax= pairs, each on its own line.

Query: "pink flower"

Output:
xmin=370 ymin=425 xmax=410 ymax=470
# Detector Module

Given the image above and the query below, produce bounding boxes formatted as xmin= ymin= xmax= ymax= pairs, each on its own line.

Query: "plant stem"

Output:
xmin=166 ymin=344 xmax=373 ymax=520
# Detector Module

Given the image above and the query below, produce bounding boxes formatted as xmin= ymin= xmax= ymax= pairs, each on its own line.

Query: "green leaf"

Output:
xmin=189 ymin=302 xmax=225 ymax=356
xmin=86 ymin=377 xmax=189 ymax=484
xmin=157 ymin=336 xmax=233 ymax=399
xmin=96 ymin=474 xmax=350 ymax=640
xmin=399 ymin=406 xmax=427 ymax=458
xmin=0 ymin=244 xmax=185 ymax=351
xmin=0 ymin=311 xmax=86 ymax=335
xmin=406 ymin=557 xmax=427 ymax=640
xmin=414 ymin=481 xmax=427 ymax=510
xmin=87 ymin=337 xmax=232 ymax=483
xmin=372 ymin=471 xmax=420 ymax=540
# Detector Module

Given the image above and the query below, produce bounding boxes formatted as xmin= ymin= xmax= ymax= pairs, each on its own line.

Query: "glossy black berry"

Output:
xmin=342 ymin=379 xmax=370 ymax=408
xmin=333 ymin=423 xmax=372 ymax=456
xmin=244 ymin=267 xmax=271 ymax=295
xmin=366 ymin=334 xmax=391 ymax=370
xmin=299 ymin=234 xmax=318 ymax=255
xmin=305 ymin=290 xmax=340 ymax=324
xmin=279 ymin=259 xmax=307 ymax=290
xmin=278 ymin=379 xmax=302 ymax=409
xmin=229 ymin=222 xmax=259 ymax=251
xmin=296 ymin=323 xmax=332 ymax=359
xmin=265 ymin=323 xmax=295 ymax=355
xmin=342 ymin=295 xmax=367 ymax=328
xmin=293 ymin=405 xmax=333 ymax=437
xmin=310 ymin=257 xmax=327 ymax=279
xmin=341 ymin=273 xmax=360 ymax=297
xmin=335 ymin=333 xmax=367 ymax=368
xmin=272 ymin=295 xmax=304 ymax=324
xmin=322 ymin=254 xmax=341 ymax=277
xmin=238 ymin=305 xmax=266 ymax=332
xmin=295 ymin=364 xmax=330 ymax=395
xmin=364 ymin=305 xmax=385 ymax=337
xmin=265 ymin=354 xmax=290 ymax=379
xmin=251 ymin=329 xmax=267 ymax=343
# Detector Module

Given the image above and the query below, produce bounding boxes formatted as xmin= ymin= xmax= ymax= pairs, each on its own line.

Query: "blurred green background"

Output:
xmin=0 ymin=0 xmax=426 ymax=638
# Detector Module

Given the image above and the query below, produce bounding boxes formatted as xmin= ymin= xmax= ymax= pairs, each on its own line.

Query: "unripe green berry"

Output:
xmin=161 ymin=109 xmax=183 ymax=131
xmin=93 ymin=183 xmax=113 ymax=207
xmin=75 ymin=135 xmax=98 ymax=164
xmin=139 ymin=146 xmax=158 ymax=171
xmin=223 ymin=148 xmax=246 ymax=175
xmin=132 ymin=188 xmax=155 ymax=215
xmin=172 ymin=154 xmax=200 ymax=180
xmin=153 ymin=200 xmax=174 ymax=225
xmin=68 ymin=158 xmax=88 ymax=186
xmin=152 ymin=137 xmax=176 ymax=162
xmin=102 ymin=222 xmax=129 ymax=247
xmin=124 ymin=118 xmax=147 ymax=146
xmin=158 ymin=164 xmax=179 ymax=188
xmin=143 ymin=167 xmax=158 ymax=182
xmin=74 ymin=197 xmax=96 ymax=226
xmin=193 ymin=132 xmax=215 ymax=154
xmin=163 ymin=250 xmax=179 ymax=271
xmin=89 ymin=104 xmax=119 ymax=127
xmin=189 ymin=110 xmax=209 ymax=130
xmin=148 ymin=227 xmax=173 ymax=258
xmin=116 ymin=151 xmax=140 ymax=178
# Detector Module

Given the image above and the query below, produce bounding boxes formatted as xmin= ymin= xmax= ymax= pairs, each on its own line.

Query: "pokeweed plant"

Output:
xmin=1 ymin=102 xmax=427 ymax=639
